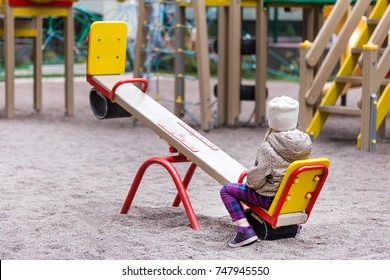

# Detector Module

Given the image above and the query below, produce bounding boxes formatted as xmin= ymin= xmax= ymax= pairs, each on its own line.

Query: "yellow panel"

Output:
xmin=12 ymin=7 xmax=69 ymax=17
xmin=369 ymin=0 xmax=388 ymax=20
xmin=376 ymin=83 xmax=390 ymax=130
xmin=0 ymin=29 xmax=38 ymax=37
xmin=87 ymin=21 xmax=128 ymax=76
xmin=268 ymin=158 xmax=330 ymax=215
xmin=15 ymin=29 xmax=38 ymax=37
xmin=279 ymin=169 xmax=323 ymax=214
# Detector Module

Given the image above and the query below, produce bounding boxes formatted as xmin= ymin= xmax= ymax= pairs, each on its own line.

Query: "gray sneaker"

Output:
xmin=228 ymin=225 xmax=258 ymax=248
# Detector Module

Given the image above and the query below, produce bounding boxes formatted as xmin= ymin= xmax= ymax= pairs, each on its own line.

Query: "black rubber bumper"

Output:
xmin=89 ymin=88 xmax=132 ymax=119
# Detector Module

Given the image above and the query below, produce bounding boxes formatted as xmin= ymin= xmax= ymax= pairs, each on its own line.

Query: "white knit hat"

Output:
xmin=267 ymin=95 xmax=299 ymax=131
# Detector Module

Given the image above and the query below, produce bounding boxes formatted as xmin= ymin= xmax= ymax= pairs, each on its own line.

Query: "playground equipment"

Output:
xmin=134 ymin=1 xmax=338 ymax=130
xmin=134 ymin=0 xmax=213 ymax=131
xmin=86 ymin=21 xmax=330 ymax=234
xmin=0 ymin=0 xmax=76 ymax=118
xmin=299 ymin=0 xmax=390 ymax=151
xmin=240 ymin=158 xmax=329 ymax=239
xmin=212 ymin=0 xmax=328 ymax=127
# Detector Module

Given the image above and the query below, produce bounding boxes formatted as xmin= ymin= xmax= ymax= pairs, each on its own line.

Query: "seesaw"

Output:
xmin=86 ymin=21 xmax=246 ymax=231
xmin=86 ymin=22 xmax=329 ymax=236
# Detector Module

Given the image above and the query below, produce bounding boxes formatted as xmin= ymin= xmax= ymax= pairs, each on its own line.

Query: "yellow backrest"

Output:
xmin=267 ymin=158 xmax=330 ymax=215
xmin=87 ymin=21 xmax=127 ymax=76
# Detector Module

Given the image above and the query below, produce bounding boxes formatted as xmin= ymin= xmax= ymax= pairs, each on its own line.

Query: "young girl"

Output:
xmin=220 ymin=96 xmax=312 ymax=247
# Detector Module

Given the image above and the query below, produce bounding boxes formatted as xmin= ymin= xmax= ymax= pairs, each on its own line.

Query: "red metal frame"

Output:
xmin=87 ymin=76 xmax=149 ymax=101
xmin=9 ymin=0 xmax=73 ymax=7
xmin=239 ymin=164 xmax=329 ymax=228
xmin=120 ymin=151 xmax=200 ymax=230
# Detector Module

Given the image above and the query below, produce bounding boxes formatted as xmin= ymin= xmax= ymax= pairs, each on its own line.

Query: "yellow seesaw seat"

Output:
xmin=87 ymin=21 xmax=127 ymax=76
xmin=240 ymin=158 xmax=330 ymax=228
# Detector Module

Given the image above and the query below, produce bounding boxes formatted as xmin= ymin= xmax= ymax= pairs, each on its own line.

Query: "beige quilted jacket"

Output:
xmin=246 ymin=129 xmax=312 ymax=197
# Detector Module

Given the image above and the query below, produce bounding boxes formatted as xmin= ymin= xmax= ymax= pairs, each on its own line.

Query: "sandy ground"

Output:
xmin=0 ymin=76 xmax=390 ymax=260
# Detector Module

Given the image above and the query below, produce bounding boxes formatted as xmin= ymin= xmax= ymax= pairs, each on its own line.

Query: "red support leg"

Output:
xmin=120 ymin=155 xmax=200 ymax=230
xmin=172 ymin=163 xmax=197 ymax=207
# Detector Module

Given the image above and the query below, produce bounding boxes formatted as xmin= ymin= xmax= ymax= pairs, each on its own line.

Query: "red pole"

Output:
xmin=172 ymin=163 xmax=197 ymax=207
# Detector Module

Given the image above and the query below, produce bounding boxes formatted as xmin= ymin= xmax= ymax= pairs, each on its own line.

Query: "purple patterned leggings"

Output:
xmin=220 ymin=183 xmax=274 ymax=222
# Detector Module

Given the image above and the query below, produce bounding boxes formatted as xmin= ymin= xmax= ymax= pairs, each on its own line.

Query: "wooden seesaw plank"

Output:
xmin=89 ymin=74 xmax=247 ymax=185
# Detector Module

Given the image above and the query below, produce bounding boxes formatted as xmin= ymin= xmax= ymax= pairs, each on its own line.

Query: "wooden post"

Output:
xmin=33 ymin=16 xmax=43 ymax=112
xmin=174 ymin=4 xmax=186 ymax=118
xmin=255 ymin=0 xmax=267 ymax=125
xmin=4 ymin=1 xmax=15 ymax=118
xmin=216 ymin=6 xmax=229 ymax=125
xmin=361 ymin=43 xmax=378 ymax=151
xmin=302 ymin=7 xmax=314 ymax=41
xmin=193 ymin=0 xmax=213 ymax=130
xmin=227 ymin=0 xmax=241 ymax=126
xmin=313 ymin=5 xmax=323 ymax=42
xmin=64 ymin=6 xmax=74 ymax=115
xmin=303 ymin=5 xmax=322 ymax=42
xmin=133 ymin=0 xmax=146 ymax=79
xmin=299 ymin=40 xmax=314 ymax=132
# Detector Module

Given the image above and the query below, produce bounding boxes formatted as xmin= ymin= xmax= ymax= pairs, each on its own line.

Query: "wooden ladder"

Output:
xmin=300 ymin=0 xmax=390 ymax=151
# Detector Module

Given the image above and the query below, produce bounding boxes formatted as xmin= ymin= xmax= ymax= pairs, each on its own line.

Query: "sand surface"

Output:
xmin=1 ymin=77 xmax=389 ymax=260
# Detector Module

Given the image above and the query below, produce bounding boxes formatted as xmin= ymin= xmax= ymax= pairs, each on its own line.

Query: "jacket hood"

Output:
xmin=267 ymin=130 xmax=312 ymax=162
